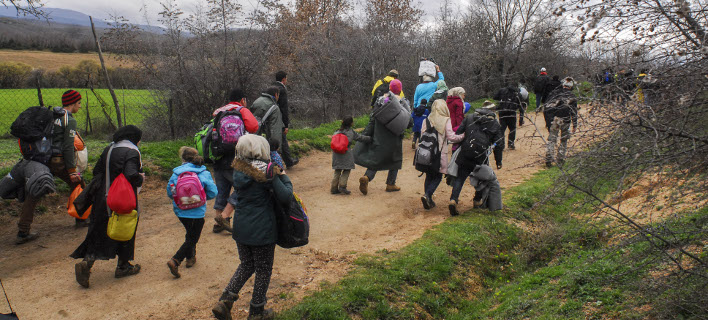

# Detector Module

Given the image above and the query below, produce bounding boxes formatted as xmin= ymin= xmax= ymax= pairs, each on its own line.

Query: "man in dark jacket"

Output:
xmin=16 ymin=90 xmax=85 ymax=244
xmin=272 ymin=71 xmax=298 ymax=168
xmin=542 ymin=77 xmax=578 ymax=167
xmin=493 ymin=84 xmax=525 ymax=149
xmin=533 ymin=68 xmax=549 ymax=110
xmin=544 ymin=75 xmax=562 ymax=103
xmin=449 ymin=103 xmax=504 ymax=216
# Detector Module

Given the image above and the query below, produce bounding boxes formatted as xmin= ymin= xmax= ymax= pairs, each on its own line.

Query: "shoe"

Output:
xmin=287 ymin=158 xmax=299 ymax=169
xmin=185 ymin=256 xmax=196 ymax=268
xmin=74 ymin=220 xmax=88 ymax=228
xmin=212 ymin=291 xmax=239 ymax=320
xmin=412 ymin=141 xmax=417 ymax=149
xmin=545 ymin=161 xmax=553 ymax=168
xmin=213 ymin=223 xmax=225 ymax=233
xmin=473 ymin=199 xmax=483 ymax=208
xmin=75 ymin=261 xmax=91 ymax=288
xmin=359 ymin=176 xmax=369 ymax=195
xmin=429 ymin=197 xmax=436 ymax=208
xmin=330 ymin=188 xmax=340 ymax=194
xmin=248 ymin=302 xmax=275 ymax=320
xmin=338 ymin=187 xmax=351 ymax=195
xmin=167 ymin=258 xmax=181 ymax=278
xmin=448 ymin=200 xmax=459 ymax=216
xmin=115 ymin=263 xmax=141 ymax=278
xmin=214 ymin=216 xmax=233 ymax=233
xmin=385 ymin=184 xmax=401 ymax=192
xmin=508 ymin=144 xmax=515 ymax=150
xmin=15 ymin=231 xmax=39 ymax=245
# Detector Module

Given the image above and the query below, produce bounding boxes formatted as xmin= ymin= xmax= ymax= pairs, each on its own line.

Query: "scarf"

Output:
xmin=428 ymin=100 xmax=451 ymax=134
xmin=248 ymin=159 xmax=269 ymax=174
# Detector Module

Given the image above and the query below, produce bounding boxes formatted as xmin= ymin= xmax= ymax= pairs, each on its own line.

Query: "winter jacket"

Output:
xmin=272 ymin=81 xmax=290 ymax=129
xmin=51 ymin=108 xmax=77 ymax=173
xmin=251 ymin=93 xmax=284 ymax=147
xmin=494 ymin=86 xmax=525 ymax=120
xmin=371 ymin=76 xmax=405 ymax=103
xmin=353 ymin=108 xmax=406 ymax=171
xmin=543 ymin=78 xmax=561 ymax=102
xmin=421 ymin=119 xmax=464 ymax=174
xmin=469 ymin=165 xmax=502 ymax=211
xmin=446 ymin=95 xmax=465 ymax=131
xmin=412 ymin=71 xmax=445 ymax=132
xmin=543 ymin=87 xmax=578 ymax=129
xmin=332 ymin=128 xmax=371 ymax=170
xmin=212 ymin=102 xmax=260 ymax=170
xmin=166 ymin=163 xmax=218 ymax=219
xmin=455 ymin=110 xmax=504 ymax=170
xmin=533 ymin=73 xmax=549 ymax=94
xmin=231 ymin=159 xmax=293 ymax=246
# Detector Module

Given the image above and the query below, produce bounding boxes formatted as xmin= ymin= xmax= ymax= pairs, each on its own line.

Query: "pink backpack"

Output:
xmin=172 ymin=172 xmax=207 ymax=210
xmin=218 ymin=109 xmax=246 ymax=145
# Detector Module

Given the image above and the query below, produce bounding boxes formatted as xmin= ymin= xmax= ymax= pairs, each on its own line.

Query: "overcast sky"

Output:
xmin=43 ymin=0 xmax=467 ymax=25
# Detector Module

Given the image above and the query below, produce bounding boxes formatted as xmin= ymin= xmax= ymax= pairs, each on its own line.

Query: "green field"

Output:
xmin=0 ymin=88 xmax=160 ymax=136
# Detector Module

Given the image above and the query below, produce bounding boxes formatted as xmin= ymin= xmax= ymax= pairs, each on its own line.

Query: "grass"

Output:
xmin=287 ymin=115 xmax=370 ymax=156
xmin=0 ymin=49 xmax=128 ymax=71
xmin=0 ymin=88 xmax=160 ymax=136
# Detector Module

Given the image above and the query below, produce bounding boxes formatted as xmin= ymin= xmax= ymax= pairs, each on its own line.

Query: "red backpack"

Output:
xmin=330 ymin=133 xmax=349 ymax=154
xmin=106 ymin=173 xmax=137 ymax=214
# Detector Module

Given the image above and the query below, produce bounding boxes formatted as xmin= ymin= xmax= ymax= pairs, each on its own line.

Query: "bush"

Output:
xmin=0 ymin=62 xmax=32 ymax=88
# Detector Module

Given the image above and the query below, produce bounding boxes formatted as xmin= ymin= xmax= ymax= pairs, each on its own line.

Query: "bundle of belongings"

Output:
xmin=372 ymin=94 xmax=412 ymax=136
xmin=0 ymin=159 xmax=56 ymax=202
xmin=468 ymin=164 xmax=502 ymax=211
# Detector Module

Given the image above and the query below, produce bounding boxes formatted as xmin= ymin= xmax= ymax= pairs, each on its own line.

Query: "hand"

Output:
xmin=435 ymin=65 xmax=440 ymax=72
xmin=284 ymin=128 xmax=289 ymax=135
xmin=497 ymin=163 xmax=502 ymax=170
xmin=70 ymin=173 xmax=82 ymax=183
xmin=139 ymin=172 xmax=146 ymax=180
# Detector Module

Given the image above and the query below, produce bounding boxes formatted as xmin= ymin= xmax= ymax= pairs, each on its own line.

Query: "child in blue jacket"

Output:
xmin=166 ymin=147 xmax=218 ymax=278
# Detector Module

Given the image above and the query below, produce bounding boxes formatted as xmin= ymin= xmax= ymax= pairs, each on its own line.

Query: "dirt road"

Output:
xmin=0 ymin=120 xmax=550 ymax=320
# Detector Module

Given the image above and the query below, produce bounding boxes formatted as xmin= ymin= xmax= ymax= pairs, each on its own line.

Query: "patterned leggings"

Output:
xmin=224 ymin=243 xmax=276 ymax=305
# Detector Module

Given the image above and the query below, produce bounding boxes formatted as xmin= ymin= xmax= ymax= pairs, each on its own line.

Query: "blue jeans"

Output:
xmin=535 ymin=93 xmax=542 ymax=109
xmin=424 ymin=171 xmax=442 ymax=197
xmin=450 ymin=167 xmax=483 ymax=202
xmin=213 ymin=168 xmax=234 ymax=210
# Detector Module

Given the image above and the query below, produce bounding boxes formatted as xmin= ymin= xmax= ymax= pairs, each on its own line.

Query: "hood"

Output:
xmin=472 ymin=108 xmax=497 ymax=123
xmin=259 ymin=93 xmax=277 ymax=103
xmin=446 ymin=95 xmax=462 ymax=103
xmin=212 ymin=102 xmax=243 ymax=117
xmin=173 ymin=163 xmax=207 ymax=175
xmin=232 ymin=159 xmax=268 ymax=188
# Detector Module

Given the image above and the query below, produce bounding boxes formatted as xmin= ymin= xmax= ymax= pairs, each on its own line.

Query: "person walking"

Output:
xmin=412 ymin=65 xmax=444 ymax=148
xmin=211 ymin=89 xmax=260 ymax=234
xmin=371 ymin=69 xmax=404 ymax=108
xmin=251 ymin=87 xmax=284 ymax=147
xmin=449 ymin=102 xmax=504 ymax=216
xmin=212 ymin=135 xmax=293 ymax=320
xmin=166 ymin=147 xmax=218 ymax=278
xmin=420 ymin=100 xmax=464 ymax=209
xmin=542 ymin=77 xmax=578 ymax=167
xmin=493 ymin=84 xmax=525 ymax=149
xmin=425 ymin=80 xmax=448 ymax=111
xmin=71 ymin=125 xmax=145 ymax=288
xmin=272 ymin=71 xmax=298 ymax=168
xmin=331 ymin=116 xmax=371 ymax=195
xmin=446 ymin=87 xmax=466 ymax=131
xmin=16 ymin=90 xmax=85 ymax=244
xmin=355 ymin=79 xmax=411 ymax=194
xmin=533 ymin=68 xmax=549 ymax=110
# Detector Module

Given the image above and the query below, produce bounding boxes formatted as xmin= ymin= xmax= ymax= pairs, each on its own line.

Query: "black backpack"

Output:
xmin=274 ymin=191 xmax=310 ymax=249
xmin=371 ymin=79 xmax=389 ymax=107
xmin=413 ymin=119 xmax=441 ymax=174
xmin=10 ymin=106 xmax=65 ymax=165
xmin=534 ymin=75 xmax=548 ymax=93
xmin=460 ymin=112 xmax=496 ymax=163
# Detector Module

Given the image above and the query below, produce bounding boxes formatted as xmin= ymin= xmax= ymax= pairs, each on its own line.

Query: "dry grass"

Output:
xmin=0 ymin=49 xmax=131 ymax=71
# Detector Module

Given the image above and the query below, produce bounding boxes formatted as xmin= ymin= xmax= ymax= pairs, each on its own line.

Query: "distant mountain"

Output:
xmin=0 ymin=7 xmax=164 ymax=33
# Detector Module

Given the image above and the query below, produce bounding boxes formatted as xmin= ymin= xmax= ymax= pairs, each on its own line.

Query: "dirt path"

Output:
xmin=0 ymin=121 xmax=550 ymax=320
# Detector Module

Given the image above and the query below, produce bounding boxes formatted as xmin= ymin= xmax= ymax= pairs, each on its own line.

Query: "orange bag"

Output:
xmin=68 ymin=185 xmax=91 ymax=219
xmin=74 ymin=134 xmax=85 ymax=151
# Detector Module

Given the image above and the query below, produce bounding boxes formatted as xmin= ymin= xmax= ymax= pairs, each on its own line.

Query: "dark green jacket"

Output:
xmin=231 ymin=159 xmax=293 ymax=246
xmin=353 ymin=115 xmax=404 ymax=171
xmin=251 ymin=93 xmax=283 ymax=147
xmin=51 ymin=109 xmax=77 ymax=172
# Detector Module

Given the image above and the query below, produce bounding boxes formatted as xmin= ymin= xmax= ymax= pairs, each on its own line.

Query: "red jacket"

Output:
xmin=212 ymin=102 xmax=259 ymax=133
xmin=446 ymin=96 xmax=465 ymax=131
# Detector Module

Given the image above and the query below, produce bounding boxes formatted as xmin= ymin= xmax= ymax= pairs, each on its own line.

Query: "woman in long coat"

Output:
xmin=71 ymin=125 xmax=144 ymax=288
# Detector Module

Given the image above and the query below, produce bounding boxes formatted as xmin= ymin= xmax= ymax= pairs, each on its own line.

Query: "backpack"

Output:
xmin=534 ymin=75 xmax=548 ymax=93
xmin=171 ymin=171 xmax=207 ymax=210
xmin=330 ymin=132 xmax=349 ymax=154
xmin=371 ymin=79 xmax=389 ymax=107
xmin=11 ymin=106 xmax=66 ymax=165
xmin=274 ymin=192 xmax=310 ymax=249
xmin=461 ymin=122 xmax=492 ymax=161
xmin=255 ymin=104 xmax=279 ymax=135
xmin=211 ymin=107 xmax=245 ymax=158
xmin=519 ymin=87 xmax=529 ymax=100
xmin=413 ymin=119 xmax=441 ymax=174
xmin=194 ymin=121 xmax=214 ymax=163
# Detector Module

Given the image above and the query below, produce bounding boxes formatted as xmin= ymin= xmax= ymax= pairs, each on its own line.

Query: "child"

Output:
xmin=331 ymin=116 xmax=371 ymax=194
xmin=268 ymin=137 xmax=286 ymax=172
xmin=166 ymin=147 xmax=218 ymax=278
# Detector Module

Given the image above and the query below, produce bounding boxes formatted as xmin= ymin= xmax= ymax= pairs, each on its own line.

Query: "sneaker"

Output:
xmin=421 ymin=196 xmax=430 ymax=209
xmin=185 ymin=256 xmax=196 ymax=268
xmin=15 ymin=232 xmax=39 ymax=245
xmin=448 ymin=200 xmax=459 ymax=216
xmin=75 ymin=261 xmax=91 ymax=288
xmin=214 ymin=216 xmax=233 ymax=233
xmin=338 ymin=187 xmax=351 ymax=195
xmin=167 ymin=258 xmax=181 ymax=278
xmin=115 ymin=263 xmax=141 ymax=278
xmin=385 ymin=184 xmax=401 ymax=192
xmin=429 ymin=197 xmax=436 ymax=208
xmin=359 ymin=176 xmax=369 ymax=195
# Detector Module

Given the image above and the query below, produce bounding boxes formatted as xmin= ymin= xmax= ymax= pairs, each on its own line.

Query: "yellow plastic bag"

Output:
xmin=107 ymin=210 xmax=138 ymax=242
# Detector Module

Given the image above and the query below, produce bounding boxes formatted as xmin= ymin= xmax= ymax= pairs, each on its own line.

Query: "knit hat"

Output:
xmin=388 ymin=69 xmax=399 ymax=78
xmin=481 ymin=100 xmax=496 ymax=109
xmin=562 ymin=77 xmax=575 ymax=88
xmin=62 ymin=90 xmax=81 ymax=106
xmin=389 ymin=79 xmax=402 ymax=95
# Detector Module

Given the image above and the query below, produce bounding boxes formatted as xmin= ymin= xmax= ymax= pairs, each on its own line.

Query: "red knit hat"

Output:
xmin=389 ymin=79 xmax=402 ymax=95
xmin=62 ymin=90 xmax=81 ymax=106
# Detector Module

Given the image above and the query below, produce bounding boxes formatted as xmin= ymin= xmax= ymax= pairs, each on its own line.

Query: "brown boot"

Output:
xmin=214 ymin=216 xmax=233 ymax=233
xmin=385 ymin=184 xmax=401 ymax=192
xmin=75 ymin=260 xmax=91 ymax=288
xmin=359 ymin=176 xmax=369 ymax=195
xmin=212 ymin=291 xmax=239 ymax=320
xmin=185 ymin=256 xmax=196 ymax=268
xmin=167 ymin=258 xmax=181 ymax=278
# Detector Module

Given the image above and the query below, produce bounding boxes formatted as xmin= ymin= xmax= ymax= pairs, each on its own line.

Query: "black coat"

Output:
xmin=71 ymin=144 xmax=143 ymax=261
xmin=273 ymin=81 xmax=290 ymax=129
xmin=455 ymin=110 xmax=504 ymax=170
xmin=543 ymin=79 xmax=561 ymax=102
xmin=494 ymin=86 xmax=524 ymax=119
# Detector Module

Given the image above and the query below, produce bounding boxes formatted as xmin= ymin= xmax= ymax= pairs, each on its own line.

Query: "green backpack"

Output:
xmin=194 ymin=120 xmax=215 ymax=163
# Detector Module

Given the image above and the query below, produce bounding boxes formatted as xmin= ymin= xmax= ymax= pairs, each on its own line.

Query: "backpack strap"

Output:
xmin=262 ymin=104 xmax=278 ymax=124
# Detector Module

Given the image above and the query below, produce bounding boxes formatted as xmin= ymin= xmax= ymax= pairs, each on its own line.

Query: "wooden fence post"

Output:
xmin=90 ymin=16 xmax=123 ymax=128
xmin=36 ymin=75 xmax=44 ymax=107
xmin=168 ymin=98 xmax=176 ymax=139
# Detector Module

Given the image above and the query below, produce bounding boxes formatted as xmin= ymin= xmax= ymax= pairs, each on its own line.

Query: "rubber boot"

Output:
xmin=212 ymin=291 xmax=239 ymax=320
